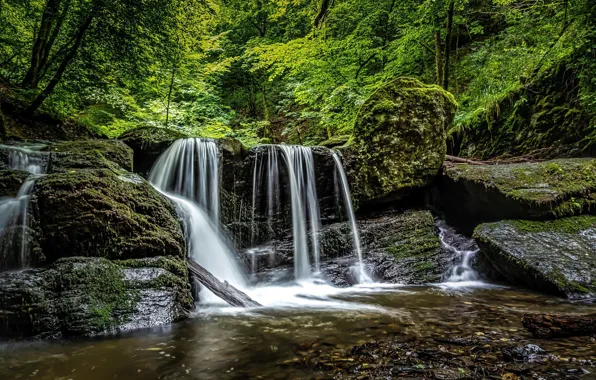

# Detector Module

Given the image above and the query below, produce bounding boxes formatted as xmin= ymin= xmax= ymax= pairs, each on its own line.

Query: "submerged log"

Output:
xmin=188 ymin=260 xmax=261 ymax=307
xmin=522 ymin=313 xmax=596 ymax=338
xmin=445 ymin=155 xmax=487 ymax=165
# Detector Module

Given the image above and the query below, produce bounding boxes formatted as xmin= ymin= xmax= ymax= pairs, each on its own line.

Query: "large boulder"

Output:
xmin=33 ymin=169 xmax=185 ymax=263
xmin=436 ymin=158 xmax=596 ymax=234
xmin=474 ymin=216 xmax=596 ymax=299
xmin=0 ymin=256 xmax=192 ymax=339
xmin=345 ymin=77 xmax=457 ymax=207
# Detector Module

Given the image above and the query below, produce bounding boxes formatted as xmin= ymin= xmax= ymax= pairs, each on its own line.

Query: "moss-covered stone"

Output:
xmin=0 ymin=256 xmax=193 ymax=339
xmin=0 ymin=169 xmax=29 ymax=197
xmin=33 ymin=169 xmax=185 ymax=262
xmin=450 ymin=62 xmax=595 ymax=159
xmin=47 ymin=139 xmax=133 ymax=172
xmin=359 ymin=210 xmax=448 ymax=284
xmin=474 ymin=216 xmax=596 ymax=299
xmin=346 ymin=77 xmax=457 ymax=206
xmin=437 ymin=158 xmax=596 ymax=233
xmin=318 ymin=134 xmax=351 ymax=148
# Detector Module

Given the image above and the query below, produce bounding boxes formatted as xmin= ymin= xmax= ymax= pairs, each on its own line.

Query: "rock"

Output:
xmin=0 ymin=256 xmax=192 ymax=339
xmin=0 ymin=169 xmax=30 ymax=197
xmin=33 ymin=169 xmax=185 ymax=262
xmin=449 ymin=62 xmax=595 ymax=159
xmin=119 ymin=127 xmax=189 ymax=176
xmin=345 ymin=77 xmax=457 ymax=207
xmin=47 ymin=139 xmax=133 ymax=172
xmin=437 ymin=158 xmax=596 ymax=234
xmin=318 ymin=134 xmax=351 ymax=148
xmin=0 ymin=107 xmax=5 ymax=142
xmin=475 ymin=216 xmax=596 ymax=298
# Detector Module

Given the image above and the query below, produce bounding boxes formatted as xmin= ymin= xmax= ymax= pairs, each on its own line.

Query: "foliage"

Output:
xmin=0 ymin=0 xmax=594 ymax=144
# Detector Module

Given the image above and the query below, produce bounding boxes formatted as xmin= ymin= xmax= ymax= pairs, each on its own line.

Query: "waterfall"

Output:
xmin=0 ymin=145 xmax=47 ymax=271
xmin=149 ymin=138 xmax=246 ymax=302
xmin=278 ymin=145 xmax=322 ymax=280
xmin=332 ymin=152 xmax=371 ymax=284
xmin=438 ymin=223 xmax=479 ymax=282
xmin=250 ymin=146 xmax=280 ymax=245
xmin=149 ymin=138 xmax=220 ymax=221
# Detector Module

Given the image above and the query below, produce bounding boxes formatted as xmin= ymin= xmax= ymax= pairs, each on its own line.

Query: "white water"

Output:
xmin=250 ymin=146 xmax=280 ymax=245
xmin=332 ymin=152 xmax=371 ymax=284
xmin=438 ymin=223 xmax=479 ymax=283
xmin=149 ymin=139 xmax=246 ymax=303
xmin=0 ymin=145 xmax=47 ymax=271
xmin=149 ymin=138 xmax=220 ymax=221
xmin=278 ymin=145 xmax=322 ymax=280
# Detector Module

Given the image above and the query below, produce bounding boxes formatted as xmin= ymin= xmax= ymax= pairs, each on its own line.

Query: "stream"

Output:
xmin=1 ymin=284 xmax=595 ymax=379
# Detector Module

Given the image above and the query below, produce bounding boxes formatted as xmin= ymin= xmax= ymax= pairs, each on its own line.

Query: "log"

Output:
xmin=522 ymin=313 xmax=596 ymax=338
xmin=445 ymin=155 xmax=487 ymax=165
xmin=188 ymin=260 xmax=261 ymax=307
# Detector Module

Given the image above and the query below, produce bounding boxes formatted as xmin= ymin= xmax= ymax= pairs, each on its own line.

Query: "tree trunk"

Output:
xmin=187 ymin=260 xmax=261 ymax=307
xmin=165 ymin=64 xmax=177 ymax=127
xmin=22 ymin=0 xmax=63 ymax=89
xmin=36 ymin=0 xmax=72 ymax=85
xmin=522 ymin=313 xmax=596 ymax=338
xmin=314 ymin=0 xmax=333 ymax=28
xmin=434 ymin=30 xmax=443 ymax=86
xmin=26 ymin=12 xmax=94 ymax=114
xmin=442 ymin=0 xmax=455 ymax=90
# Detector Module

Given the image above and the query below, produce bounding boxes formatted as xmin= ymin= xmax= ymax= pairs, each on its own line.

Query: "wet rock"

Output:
xmin=503 ymin=344 xmax=546 ymax=362
xmin=344 ymin=77 xmax=457 ymax=207
xmin=47 ymin=139 xmax=133 ymax=172
xmin=0 ymin=169 xmax=29 ymax=197
xmin=33 ymin=169 xmax=185 ymax=262
xmin=119 ymin=127 xmax=189 ymax=176
xmin=0 ymin=256 xmax=192 ymax=339
xmin=475 ymin=216 xmax=596 ymax=298
xmin=436 ymin=158 xmax=596 ymax=234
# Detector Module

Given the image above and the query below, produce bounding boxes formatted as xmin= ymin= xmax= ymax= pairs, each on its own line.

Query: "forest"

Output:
xmin=1 ymin=0 xmax=594 ymax=148
xmin=1 ymin=1 xmax=596 ymax=379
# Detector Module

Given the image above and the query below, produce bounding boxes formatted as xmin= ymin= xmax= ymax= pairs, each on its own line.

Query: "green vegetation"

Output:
xmin=0 ymin=0 xmax=593 ymax=147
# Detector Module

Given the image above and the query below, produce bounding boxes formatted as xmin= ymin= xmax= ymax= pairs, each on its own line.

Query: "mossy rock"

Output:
xmin=474 ymin=216 xmax=596 ymax=299
xmin=347 ymin=77 xmax=457 ymax=206
xmin=0 ymin=256 xmax=193 ymax=339
xmin=358 ymin=210 xmax=447 ymax=284
xmin=318 ymin=134 xmax=351 ymax=148
xmin=33 ymin=169 xmax=185 ymax=262
xmin=437 ymin=158 xmax=596 ymax=233
xmin=450 ymin=62 xmax=595 ymax=159
xmin=47 ymin=139 xmax=133 ymax=172
xmin=0 ymin=107 xmax=6 ymax=142
xmin=0 ymin=169 xmax=30 ymax=197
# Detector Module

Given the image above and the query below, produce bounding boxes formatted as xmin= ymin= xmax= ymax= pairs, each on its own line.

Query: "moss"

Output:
xmin=0 ymin=169 xmax=30 ymax=197
xmin=119 ymin=126 xmax=189 ymax=145
xmin=117 ymin=256 xmax=188 ymax=277
xmin=34 ymin=169 xmax=185 ymax=262
xmin=475 ymin=217 xmax=596 ymax=299
xmin=48 ymin=139 xmax=133 ymax=172
xmin=445 ymin=158 xmax=596 ymax=219
xmin=318 ymin=134 xmax=351 ymax=148
xmin=50 ymin=257 xmax=138 ymax=334
xmin=348 ymin=77 xmax=457 ymax=205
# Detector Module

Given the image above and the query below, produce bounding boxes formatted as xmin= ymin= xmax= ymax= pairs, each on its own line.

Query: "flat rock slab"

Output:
xmin=475 ymin=216 xmax=596 ymax=299
xmin=437 ymin=158 xmax=596 ymax=233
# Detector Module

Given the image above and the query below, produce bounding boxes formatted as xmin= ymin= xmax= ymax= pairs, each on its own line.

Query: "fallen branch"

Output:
xmin=188 ymin=260 xmax=261 ymax=307
xmin=522 ymin=313 xmax=596 ymax=338
xmin=445 ymin=155 xmax=487 ymax=165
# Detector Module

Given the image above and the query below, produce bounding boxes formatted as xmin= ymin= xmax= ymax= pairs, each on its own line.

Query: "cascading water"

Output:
xmin=278 ymin=145 xmax=322 ymax=280
xmin=250 ymin=145 xmax=280 ymax=245
xmin=148 ymin=138 xmax=246 ymax=303
xmin=0 ymin=145 xmax=47 ymax=271
xmin=438 ymin=223 xmax=479 ymax=282
xmin=149 ymin=138 xmax=220 ymax=221
xmin=332 ymin=152 xmax=371 ymax=284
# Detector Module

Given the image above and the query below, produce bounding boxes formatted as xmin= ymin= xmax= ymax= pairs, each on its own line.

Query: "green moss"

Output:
xmin=48 ymin=140 xmax=133 ymax=172
xmin=445 ymin=158 xmax=596 ymax=218
xmin=349 ymin=77 xmax=457 ymax=204
xmin=34 ymin=169 xmax=185 ymax=262
xmin=509 ymin=215 xmax=596 ymax=234
xmin=117 ymin=256 xmax=188 ymax=277
xmin=119 ymin=126 xmax=189 ymax=145
xmin=318 ymin=134 xmax=351 ymax=148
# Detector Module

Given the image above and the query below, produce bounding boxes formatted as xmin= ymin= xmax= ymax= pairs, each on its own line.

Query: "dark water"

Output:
xmin=1 ymin=283 xmax=595 ymax=379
